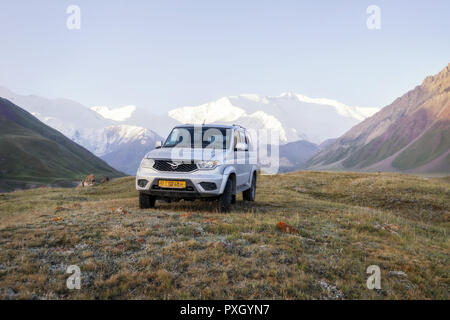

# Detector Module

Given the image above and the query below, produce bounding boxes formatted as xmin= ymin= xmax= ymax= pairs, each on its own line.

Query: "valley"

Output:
xmin=0 ymin=172 xmax=448 ymax=299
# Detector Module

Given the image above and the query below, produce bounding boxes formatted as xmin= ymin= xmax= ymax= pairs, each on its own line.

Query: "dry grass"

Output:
xmin=0 ymin=171 xmax=448 ymax=299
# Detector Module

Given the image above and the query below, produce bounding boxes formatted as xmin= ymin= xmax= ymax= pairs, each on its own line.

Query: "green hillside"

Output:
xmin=307 ymin=63 xmax=450 ymax=174
xmin=0 ymin=98 xmax=124 ymax=191
xmin=392 ymin=121 xmax=450 ymax=171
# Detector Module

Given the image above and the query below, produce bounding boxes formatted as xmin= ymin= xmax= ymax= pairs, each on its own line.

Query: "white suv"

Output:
xmin=136 ymin=124 xmax=258 ymax=211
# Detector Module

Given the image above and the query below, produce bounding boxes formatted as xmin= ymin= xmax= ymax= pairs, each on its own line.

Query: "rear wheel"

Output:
xmin=139 ymin=192 xmax=156 ymax=209
xmin=219 ymin=178 xmax=233 ymax=212
xmin=243 ymin=173 xmax=256 ymax=201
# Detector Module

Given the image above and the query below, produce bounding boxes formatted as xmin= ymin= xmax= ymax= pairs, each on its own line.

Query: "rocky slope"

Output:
xmin=307 ymin=63 xmax=450 ymax=174
xmin=0 ymin=98 xmax=123 ymax=192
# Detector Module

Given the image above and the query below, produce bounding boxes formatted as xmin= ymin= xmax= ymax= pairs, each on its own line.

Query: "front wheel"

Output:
xmin=139 ymin=192 xmax=156 ymax=209
xmin=219 ymin=178 xmax=233 ymax=212
xmin=243 ymin=173 xmax=256 ymax=201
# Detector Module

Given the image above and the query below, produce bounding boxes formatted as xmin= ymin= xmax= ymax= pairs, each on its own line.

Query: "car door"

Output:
xmin=233 ymin=129 xmax=246 ymax=187
xmin=243 ymin=130 xmax=253 ymax=184
xmin=239 ymin=130 xmax=252 ymax=185
xmin=238 ymin=129 xmax=252 ymax=187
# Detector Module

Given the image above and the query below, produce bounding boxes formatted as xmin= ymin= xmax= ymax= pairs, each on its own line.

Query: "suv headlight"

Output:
xmin=196 ymin=160 xmax=220 ymax=170
xmin=140 ymin=158 xmax=155 ymax=169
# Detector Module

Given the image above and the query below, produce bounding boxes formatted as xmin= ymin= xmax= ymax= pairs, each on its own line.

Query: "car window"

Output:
xmin=237 ymin=130 xmax=248 ymax=151
xmin=238 ymin=130 xmax=246 ymax=143
xmin=164 ymin=127 xmax=231 ymax=149
xmin=245 ymin=132 xmax=251 ymax=150
xmin=233 ymin=130 xmax=240 ymax=149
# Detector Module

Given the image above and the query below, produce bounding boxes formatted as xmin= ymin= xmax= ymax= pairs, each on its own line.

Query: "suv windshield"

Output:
xmin=163 ymin=127 xmax=232 ymax=149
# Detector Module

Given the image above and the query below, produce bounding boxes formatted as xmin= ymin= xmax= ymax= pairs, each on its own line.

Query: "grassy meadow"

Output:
xmin=0 ymin=171 xmax=448 ymax=299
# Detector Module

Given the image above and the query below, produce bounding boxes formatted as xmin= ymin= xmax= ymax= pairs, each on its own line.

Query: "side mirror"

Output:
xmin=155 ymin=141 xmax=162 ymax=149
xmin=235 ymin=142 xmax=248 ymax=151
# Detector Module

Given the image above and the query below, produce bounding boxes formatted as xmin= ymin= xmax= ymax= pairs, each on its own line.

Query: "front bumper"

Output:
xmin=136 ymin=167 xmax=228 ymax=198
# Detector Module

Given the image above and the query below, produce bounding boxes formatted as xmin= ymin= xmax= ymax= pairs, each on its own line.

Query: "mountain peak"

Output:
xmin=91 ymin=105 xmax=136 ymax=122
xmin=279 ymin=91 xmax=296 ymax=98
xmin=422 ymin=63 xmax=450 ymax=93
xmin=236 ymin=93 xmax=262 ymax=102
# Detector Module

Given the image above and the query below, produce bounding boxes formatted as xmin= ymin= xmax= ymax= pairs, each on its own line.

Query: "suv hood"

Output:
xmin=145 ymin=147 xmax=228 ymax=162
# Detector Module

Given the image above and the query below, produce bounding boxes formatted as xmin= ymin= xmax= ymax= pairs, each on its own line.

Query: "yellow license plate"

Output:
xmin=158 ymin=180 xmax=186 ymax=189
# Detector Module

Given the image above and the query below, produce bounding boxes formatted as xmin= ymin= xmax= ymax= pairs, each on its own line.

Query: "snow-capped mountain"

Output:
xmin=71 ymin=124 xmax=160 ymax=156
xmin=0 ymin=86 xmax=113 ymax=132
xmin=168 ymin=93 xmax=379 ymax=144
xmin=93 ymin=92 xmax=378 ymax=144
xmin=0 ymin=87 xmax=162 ymax=175
xmin=91 ymin=105 xmax=178 ymax=138
xmin=0 ymin=86 xmax=379 ymax=174
xmin=89 ymin=125 xmax=161 ymax=175
xmin=91 ymin=105 xmax=137 ymax=122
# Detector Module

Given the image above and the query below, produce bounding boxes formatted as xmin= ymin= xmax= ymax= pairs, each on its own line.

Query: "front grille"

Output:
xmin=153 ymin=160 xmax=197 ymax=172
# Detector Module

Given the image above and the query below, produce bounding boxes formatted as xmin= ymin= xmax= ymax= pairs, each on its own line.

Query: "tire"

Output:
xmin=219 ymin=178 xmax=233 ymax=212
xmin=139 ymin=192 xmax=156 ymax=209
xmin=243 ymin=173 xmax=256 ymax=201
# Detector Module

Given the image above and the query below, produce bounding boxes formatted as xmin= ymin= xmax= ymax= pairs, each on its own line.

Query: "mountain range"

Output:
xmin=0 ymin=87 xmax=163 ymax=175
xmin=3 ymin=62 xmax=447 ymax=178
xmin=307 ymin=63 xmax=450 ymax=175
xmin=168 ymin=93 xmax=379 ymax=144
xmin=0 ymin=98 xmax=123 ymax=192
xmin=0 ymin=87 xmax=378 ymax=174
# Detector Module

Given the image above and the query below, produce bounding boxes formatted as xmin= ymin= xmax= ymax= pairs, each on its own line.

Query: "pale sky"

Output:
xmin=0 ymin=0 xmax=449 ymax=114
